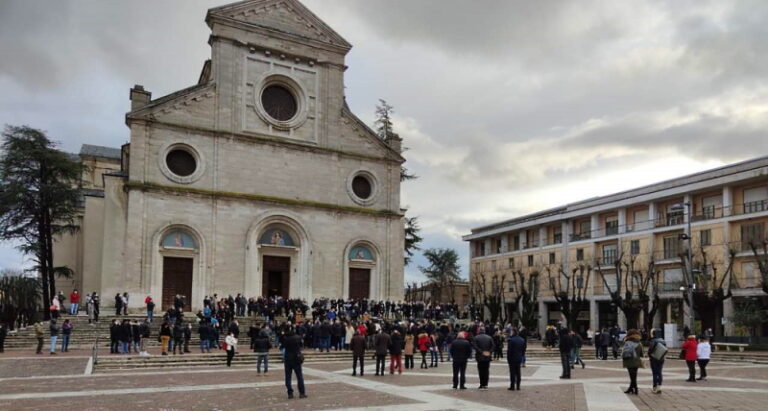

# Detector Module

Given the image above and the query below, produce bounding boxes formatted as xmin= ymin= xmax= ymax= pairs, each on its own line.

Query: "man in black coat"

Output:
xmin=350 ymin=331 xmax=366 ymax=376
xmin=472 ymin=329 xmax=495 ymax=389
xmin=373 ymin=330 xmax=391 ymax=376
xmin=558 ymin=327 xmax=574 ymax=379
xmin=282 ymin=329 xmax=306 ymax=399
xmin=449 ymin=331 xmax=472 ymax=389
xmin=388 ymin=330 xmax=404 ymax=374
xmin=507 ymin=328 xmax=527 ymax=390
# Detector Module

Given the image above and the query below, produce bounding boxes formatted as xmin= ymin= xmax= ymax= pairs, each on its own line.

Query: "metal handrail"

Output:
xmin=91 ymin=335 xmax=100 ymax=366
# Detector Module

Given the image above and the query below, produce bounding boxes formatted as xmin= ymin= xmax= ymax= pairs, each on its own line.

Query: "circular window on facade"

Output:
xmin=165 ymin=149 xmax=197 ymax=177
xmin=261 ymin=84 xmax=297 ymax=121
xmin=352 ymin=175 xmax=372 ymax=200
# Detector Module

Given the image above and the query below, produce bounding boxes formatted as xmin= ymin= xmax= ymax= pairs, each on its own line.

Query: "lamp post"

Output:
xmin=672 ymin=202 xmax=696 ymax=333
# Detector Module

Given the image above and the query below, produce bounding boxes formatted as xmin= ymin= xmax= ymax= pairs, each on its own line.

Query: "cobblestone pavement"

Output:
xmin=0 ymin=351 xmax=766 ymax=410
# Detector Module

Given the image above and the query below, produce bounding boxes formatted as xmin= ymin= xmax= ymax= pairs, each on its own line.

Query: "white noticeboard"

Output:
xmin=664 ymin=323 xmax=678 ymax=348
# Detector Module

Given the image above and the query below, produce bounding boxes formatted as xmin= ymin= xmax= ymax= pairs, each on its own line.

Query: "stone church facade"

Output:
xmin=54 ymin=0 xmax=405 ymax=311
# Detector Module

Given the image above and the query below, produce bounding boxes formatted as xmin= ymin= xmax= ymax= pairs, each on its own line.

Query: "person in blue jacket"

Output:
xmin=507 ymin=327 xmax=527 ymax=390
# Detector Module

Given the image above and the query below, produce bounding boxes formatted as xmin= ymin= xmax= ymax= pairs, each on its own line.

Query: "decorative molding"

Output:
xmin=125 ymin=181 xmax=403 ymax=218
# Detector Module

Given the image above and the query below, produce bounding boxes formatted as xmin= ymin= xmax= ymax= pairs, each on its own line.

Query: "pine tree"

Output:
xmin=0 ymin=126 xmax=83 ymax=320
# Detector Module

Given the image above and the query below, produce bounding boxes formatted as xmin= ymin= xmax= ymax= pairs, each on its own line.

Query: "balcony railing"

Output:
xmin=662 ymin=246 xmax=682 ymax=260
xmin=743 ymin=199 xmax=768 ymax=214
xmin=600 ymin=250 xmax=619 ymax=266
xmin=661 ymin=281 xmax=683 ymax=292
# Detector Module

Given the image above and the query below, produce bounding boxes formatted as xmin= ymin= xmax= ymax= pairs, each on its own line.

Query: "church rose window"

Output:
xmin=262 ymin=85 xmax=298 ymax=121
xmin=166 ymin=149 xmax=197 ymax=177
xmin=352 ymin=175 xmax=372 ymax=200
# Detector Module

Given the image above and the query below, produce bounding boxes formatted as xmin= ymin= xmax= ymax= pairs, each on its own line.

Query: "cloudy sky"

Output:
xmin=1 ymin=0 xmax=767 ymax=283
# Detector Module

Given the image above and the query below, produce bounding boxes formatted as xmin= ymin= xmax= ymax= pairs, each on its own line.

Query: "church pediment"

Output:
xmin=207 ymin=0 xmax=351 ymax=51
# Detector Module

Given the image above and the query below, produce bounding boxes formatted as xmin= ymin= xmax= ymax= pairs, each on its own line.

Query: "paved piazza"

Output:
xmin=1 ymin=351 xmax=766 ymax=410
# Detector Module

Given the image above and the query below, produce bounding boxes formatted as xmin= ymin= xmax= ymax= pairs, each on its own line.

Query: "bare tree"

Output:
xmin=595 ymin=252 xmax=661 ymax=332
xmin=545 ymin=264 xmax=591 ymax=328
xmin=509 ymin=268 xmax=540 ymax=330
xmin=471 ymin=271 xmax=507 ymax=324
xmin=680 ymin=247 xmax=737 ymax=338
xmin=747 ymin=240 xmax=768 ymax=295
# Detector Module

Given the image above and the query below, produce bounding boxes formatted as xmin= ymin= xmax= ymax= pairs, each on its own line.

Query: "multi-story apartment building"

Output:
xmin=464 ymin=156 xmax=768 ymax=337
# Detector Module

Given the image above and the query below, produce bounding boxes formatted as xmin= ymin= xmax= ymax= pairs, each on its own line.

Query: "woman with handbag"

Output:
xmin=680 ymin=335 xmax=698 ymax=382
xmin=225 ymin=331 xmax=237 ymax=367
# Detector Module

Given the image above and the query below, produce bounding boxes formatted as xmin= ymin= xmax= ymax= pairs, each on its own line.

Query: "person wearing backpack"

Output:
xmin=648 ymin=329 xmax=667 ymax=393
xmin=621 ymin=329 xmax=643 ymax=395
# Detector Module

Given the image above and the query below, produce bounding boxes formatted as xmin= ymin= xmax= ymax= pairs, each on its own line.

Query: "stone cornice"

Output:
xmin=125 ymin=181 xmax=403 ymax=218
xmin=125 ymin=118 xmax=404 ymax=165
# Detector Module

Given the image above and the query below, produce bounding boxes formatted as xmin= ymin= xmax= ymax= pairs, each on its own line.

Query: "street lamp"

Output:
xmin=671 ymin=202 xmax=697 ymax=333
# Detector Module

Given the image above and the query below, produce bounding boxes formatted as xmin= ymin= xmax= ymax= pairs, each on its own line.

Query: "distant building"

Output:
xmin=53 ymin=0 xmax=405 ymax=311
xmin=405 ymin=280 xmax=471 ymax=308
xmin=464 ymin=156 xmax=768 ymax=337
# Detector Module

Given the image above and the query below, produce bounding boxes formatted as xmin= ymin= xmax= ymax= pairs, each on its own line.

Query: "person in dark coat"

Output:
xmin=350 ymin=330 xmax=366 ymax=376
xmin=472 ymin=329 xmax=494 ymax=389
xmin=109 ymin=319 xmax=120 ymax=354
xmin=320 ymin=321 xmax=332 ymax=352
xmin=119 ymin=319 xmax=131 ymax=354
xmin=282 ymin=329 xmax=306 ymax=399
xmin=388 ymin=330 xmax=404 ymax=374
xmin=374 ymin=330 xmax=391 ymax=376
xmin=198 ymin=321 xmax=211 ymax=353
xmin=507 ymin=328 xmax=527 ymax=390
xmin=449 ymin=331 xmax=472 ymax=390
xmin=598 ymin=329 xmax=611 ymax=360
xmin=254 ymin=327 xmax=271 ymax=374
xmin=558 ymin=327 xmax=574 ymax=379
xmin=172 ymin=322 xmax=184 ymax=355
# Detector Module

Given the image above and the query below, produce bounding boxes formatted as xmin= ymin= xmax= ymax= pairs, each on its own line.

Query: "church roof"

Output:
xmin=207 ymin=0 xmax=352 ymax=52
xmin=80 ymin=144 xmax=121 ymax=160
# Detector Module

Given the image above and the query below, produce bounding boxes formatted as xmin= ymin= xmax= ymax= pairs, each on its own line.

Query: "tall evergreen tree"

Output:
xmin=404 ymin=216 xmax=423 ymax=266
xmin=374 ymin=99 xmax=416 ymax=181
xmin=419 ymin=248 xmax=462 ymax=282
xmin=0 ymin=126 xmax=83 ymax=320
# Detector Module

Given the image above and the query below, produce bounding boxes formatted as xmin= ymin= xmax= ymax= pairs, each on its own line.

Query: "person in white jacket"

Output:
xmin=696 ymin=336 xmax=711 ymax=381
xmin=225 ymin=332 xmax=238 ymax=367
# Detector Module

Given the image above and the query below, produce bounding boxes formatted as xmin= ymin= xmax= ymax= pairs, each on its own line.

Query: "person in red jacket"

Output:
xmin=417 ymin=332 xmax=430 ymax=369
xmin=69 ymin=290 xmax=80 ymax=315
xmin=680 ymin=335 xmax=698 ymax=382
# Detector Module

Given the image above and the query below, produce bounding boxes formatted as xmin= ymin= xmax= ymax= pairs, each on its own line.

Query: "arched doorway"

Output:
xmin=259 ymin=228 xmax=296 ymax=298
xmin=245 ymin=211 xmax=312 ymax=299
xmin=156 ymin=227 xmax=201 ymax=311
xmin=343 ymin=241 xmax=380 ymax=299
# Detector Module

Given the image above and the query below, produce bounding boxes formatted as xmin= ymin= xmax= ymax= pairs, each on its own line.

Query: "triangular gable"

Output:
xmin=340 ymin=107 xmax=405 ymax=163
xmin=208 ymin=0 xmax=351 ymax=51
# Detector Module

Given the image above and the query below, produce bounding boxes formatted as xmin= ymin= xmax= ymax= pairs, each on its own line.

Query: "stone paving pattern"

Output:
xmin=1 ymin=350 xmax=767 ymax=410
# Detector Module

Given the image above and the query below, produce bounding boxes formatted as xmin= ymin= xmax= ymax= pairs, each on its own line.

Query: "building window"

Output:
xmin=700 ymin=229 xmax=711 ymax=247
xmin=527 ymin=255 xmax=534 ymax=267
xmin=743 ymin=187 xmax=768 ymax=214
xmin=513 ymin=235 xmax=520 ymax=251
xmin=553 ymin=226 xmax=562 ymax=244
xmin=508 ymin=258 xmax=514 ymax=269
xmin=576 ymin=248 xmax=584 ymax=261
xmin=549 ymin=252 xmax=556 ymax=264
xmin=663 ymin=268 xmax=683 ymax=291
xmin=579 ymin=221 xmax=591 ymax=239
xmin=495 ymin=237 xmax=502 ymax=254
xmin=605 ymin=217 xmax=619 ymax=235
xmin=663 ymin=236 xmax=681 ymax=259
xmin=630 ymin=240 xmax=640 ymax=255
xmin=742 ymin=262 xmax=759 ymax=288
xmin=741 ymin=222 xmax=765 ymax=251
xmin=476 ymin=241 xmax=485 ymax=257
xmin=602 ymin=244 xmax=618 ymax=266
